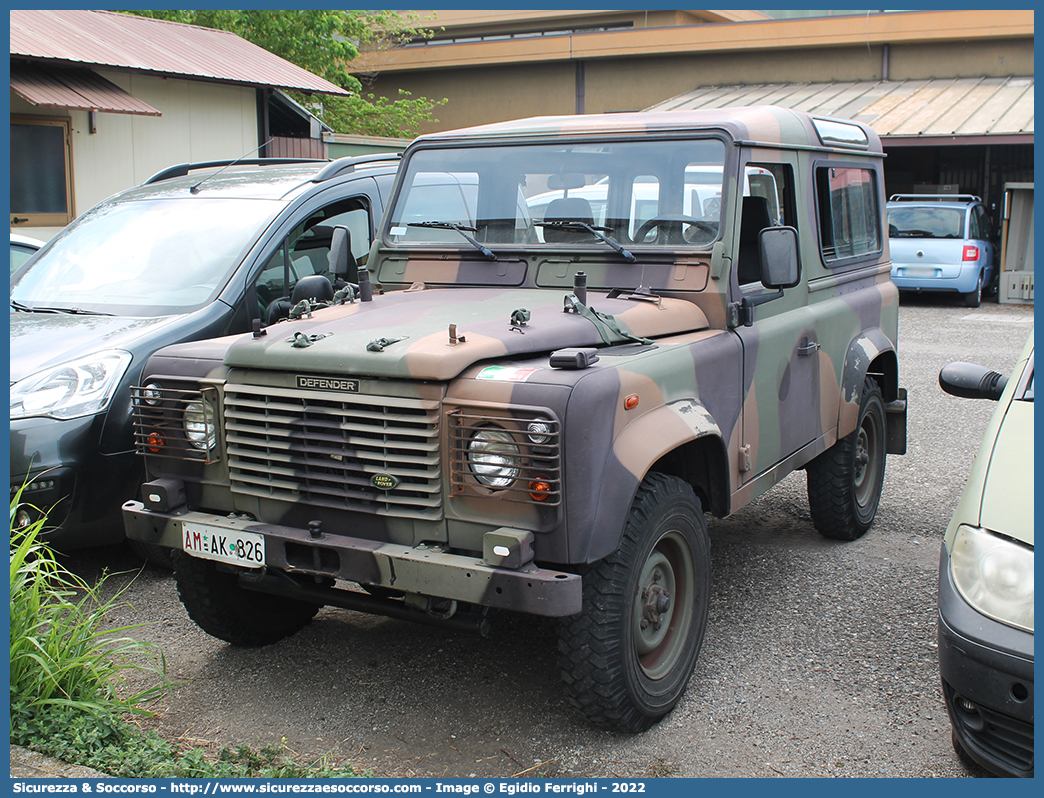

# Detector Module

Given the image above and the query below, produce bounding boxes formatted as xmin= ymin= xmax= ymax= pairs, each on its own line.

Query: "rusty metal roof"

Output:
xmin=646 ymin=76 xmax=1033 ymax=145
xmin=10 ymin=9 xmax=350 ymax=97
xmin=11 ymin=63 xmax=161 ymax=116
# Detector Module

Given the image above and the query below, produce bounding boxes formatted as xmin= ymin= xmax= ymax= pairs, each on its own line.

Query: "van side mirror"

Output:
xmin=328 ymin=225 xmax=359 ymax=283
xmin=759 ymin=226 xmax=799 ymax=289
xmin=939 ymin=362 xmax=1008 ymax=401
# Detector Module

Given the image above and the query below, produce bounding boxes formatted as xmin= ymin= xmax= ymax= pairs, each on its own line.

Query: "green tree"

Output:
xmin=122 ymin=10 xmax=444 ymax=137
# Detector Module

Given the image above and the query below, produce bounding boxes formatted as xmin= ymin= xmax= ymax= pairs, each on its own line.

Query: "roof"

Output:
xmin=646 ymin=77 xmax=1033 ymax=145
xmin=414 ymin=107 xmax=882 ymax=153
xmin=10 ymin=9 xmax=350 ymax=97
xmin=11 ymin=62 xmax=161 ymax=116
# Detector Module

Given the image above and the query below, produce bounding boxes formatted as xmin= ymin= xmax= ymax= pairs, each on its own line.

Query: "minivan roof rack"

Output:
xmin=889 ymin=193 xmax=981 ymax=203
xmin=312 ymin=152 xmax=402 ymax=183
xmin=143 ymin=157 xmax=327 ymax=186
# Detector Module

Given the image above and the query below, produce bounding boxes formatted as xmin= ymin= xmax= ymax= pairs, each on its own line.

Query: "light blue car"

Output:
xmin=887 ymin=194 xmax=995 ymax=307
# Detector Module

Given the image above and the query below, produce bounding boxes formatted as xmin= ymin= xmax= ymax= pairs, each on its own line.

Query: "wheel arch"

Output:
xmin=839 ymin=328 xmax=900 ymax=438
xmin=579 ymin=400 xmax=730 ymax=563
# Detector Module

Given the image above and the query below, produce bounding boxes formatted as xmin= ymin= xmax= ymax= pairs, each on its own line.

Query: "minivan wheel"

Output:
xmin=557 ymin=473 xmax=710 ymax=732
xmin=172 ymin=551 xmax=320 ymax=647
xmin=806 ymin=377 xmax=887 ymax=541
xmin=963 ymin=274 xmax=982 ymax=308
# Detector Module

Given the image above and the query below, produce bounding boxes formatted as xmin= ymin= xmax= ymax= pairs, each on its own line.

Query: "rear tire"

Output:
xmin=963 ymin=274 xmax=983 ymax=308
xmin=806 ymin=377 xmax=886 ymax=540
xmin=172 ymin=551 xmax=320 ymax=647
xmin=557 ymin=473 xmax=710 ymax=732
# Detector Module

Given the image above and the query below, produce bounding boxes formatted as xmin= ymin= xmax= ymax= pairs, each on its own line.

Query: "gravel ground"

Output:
xmin=67 ymin=296 xmax=1031 ymax=779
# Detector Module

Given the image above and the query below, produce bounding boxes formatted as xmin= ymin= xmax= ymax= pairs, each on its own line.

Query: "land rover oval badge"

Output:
xmin=371 ymin=473 xmax=399 ymax=491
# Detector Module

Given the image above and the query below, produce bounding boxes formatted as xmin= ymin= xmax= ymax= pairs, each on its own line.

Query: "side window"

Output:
xmin=10 ymin=116 xmax=73 ymax=227
xmin=254 ymin=198 xmax=372 ymax=315
xmin=974 ymin=206 xmax=991 ymax=240
xmin=815 ymin=165 xmax=881 ymax=264
xmin=738 ymin=162 xmax=795 ymax=287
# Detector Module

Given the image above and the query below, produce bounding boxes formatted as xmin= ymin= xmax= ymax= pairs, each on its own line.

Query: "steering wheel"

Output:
xmin=635 ymin=215 xmax=718 ymax=245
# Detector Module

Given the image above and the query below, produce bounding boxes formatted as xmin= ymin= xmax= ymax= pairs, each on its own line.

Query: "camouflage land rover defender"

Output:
xmin=123 ymin=107 xmax=907 ymax=732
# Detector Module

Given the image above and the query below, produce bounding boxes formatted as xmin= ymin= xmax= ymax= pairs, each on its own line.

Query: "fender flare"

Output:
xmin=839 ymin=327 xmax=899 ymax=432
xmin=581 ymin=399 xmax=727 ymax=563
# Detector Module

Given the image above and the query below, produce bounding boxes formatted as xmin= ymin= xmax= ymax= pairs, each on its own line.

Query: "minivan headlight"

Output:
xmin=950 ymin=524 xmax=1034 ymax=633
xmin=10 ymin=350 xmax=132 ymax=420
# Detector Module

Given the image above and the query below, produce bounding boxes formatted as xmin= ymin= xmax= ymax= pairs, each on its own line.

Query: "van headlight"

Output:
xmin=950 ymin=525 xmax=1034 ymax=633
xmin=467 ymin=428 xmax=521 ymax=488
xmin=183 ymin=400 xmax=217 ymax=451
xmin=10 ymin=350 xmax=132 ymax=420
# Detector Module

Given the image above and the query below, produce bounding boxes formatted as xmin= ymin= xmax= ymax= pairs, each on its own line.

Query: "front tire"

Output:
xmin=173 ymin=551 xmax=320 ymax=647
xmin=557 ymin=473 xmax=711 ymax=732
xmin=806 ymin=376 xmax=887 ymax=540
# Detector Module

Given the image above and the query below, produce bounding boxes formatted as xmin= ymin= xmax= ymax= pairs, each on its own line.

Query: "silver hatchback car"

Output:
xmin=887 ymin=194 xmax=995 ymax=308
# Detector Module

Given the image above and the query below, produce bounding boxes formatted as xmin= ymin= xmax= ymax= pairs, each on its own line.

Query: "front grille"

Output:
xmin=448 ymin=409 xmax=562 ymax=506
xmin=944 ymin=680 xmax=1034 ymax=774
xmin=131 ymin=384 xmax=219 ymax=464
xmin=224 ymin=383 xmax=442 ymax=520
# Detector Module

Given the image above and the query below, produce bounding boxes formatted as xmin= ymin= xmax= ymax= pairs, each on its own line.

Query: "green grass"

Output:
xmin=10 ymin=490 xmax=367 ymax=778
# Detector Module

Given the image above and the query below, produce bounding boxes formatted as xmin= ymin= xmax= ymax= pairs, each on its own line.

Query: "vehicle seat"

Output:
xmin=737 ymin=196 xmax=773 ymax=285
xmin=543 ymin=197 xmax=595 ymax=243
xmin=290 ymin=274 xmax=334 ymax=305
xmin=264 ymin=275 xmax=334 ymax=326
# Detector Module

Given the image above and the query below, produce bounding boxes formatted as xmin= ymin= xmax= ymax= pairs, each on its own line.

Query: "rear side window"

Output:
xmin=816 ymin=165 xmax=881 ymax=264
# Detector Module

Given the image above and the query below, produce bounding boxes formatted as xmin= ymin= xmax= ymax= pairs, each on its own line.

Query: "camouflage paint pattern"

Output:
xmin=124 ymin=106 xmax=904 ymax=615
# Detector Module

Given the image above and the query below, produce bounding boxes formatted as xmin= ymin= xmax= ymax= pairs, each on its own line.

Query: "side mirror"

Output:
xmin=759 ymin=226 xmax=799 ymax=289
xmin=939 ymin=362 xmax=1008 ymax=401
xmin=328 ymin=225 xmax=358 ymax=283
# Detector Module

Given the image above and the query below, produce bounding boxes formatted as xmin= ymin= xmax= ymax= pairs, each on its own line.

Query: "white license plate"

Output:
xmin=182 ymin=522 xmax=265 ymax=568
xmin=903 ymin=267 xmax=938 ymax=278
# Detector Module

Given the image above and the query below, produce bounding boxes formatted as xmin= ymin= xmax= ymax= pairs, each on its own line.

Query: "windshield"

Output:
xmin=888 ymin=206 xmax=965 ymax=239
xmin=386 ymin=138 xmax=728 ymax=251
xmin=11 ymin=197 xmax=281 ymax=316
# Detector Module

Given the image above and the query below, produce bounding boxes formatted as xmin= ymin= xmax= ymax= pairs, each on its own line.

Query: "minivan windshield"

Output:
xmin=386 ymin=138 xmax=728 ymax=252
xmin=11 ymin=197 xmax=281 ymax=316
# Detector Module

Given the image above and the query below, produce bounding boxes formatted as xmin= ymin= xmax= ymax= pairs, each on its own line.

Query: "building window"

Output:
xmin=10 ymin=116 xmax=73 ymax=227
xmin=816 ymin=165 xmax=880 ymax=264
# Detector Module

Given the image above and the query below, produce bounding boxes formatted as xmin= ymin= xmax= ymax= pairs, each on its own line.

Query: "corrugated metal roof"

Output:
xmin=646 ymin=77 xmax=1033 ymax=143
xmin=11 ymin=63 xmax=161 ymax=116
xmin=10 ymin=9 xmax=351 ymax=97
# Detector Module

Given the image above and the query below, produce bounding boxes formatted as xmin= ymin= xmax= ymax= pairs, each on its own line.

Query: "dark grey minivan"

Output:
xmin=10 ymin=154 xmax=399 ymax=562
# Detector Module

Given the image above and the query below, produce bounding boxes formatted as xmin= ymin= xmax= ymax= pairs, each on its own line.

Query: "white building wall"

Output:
xmin=12 ymin=72 xmax=258 ymax=241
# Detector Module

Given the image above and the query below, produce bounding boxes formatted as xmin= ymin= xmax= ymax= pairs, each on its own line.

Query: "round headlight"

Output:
xmin=183 ymin=400 xmax=216 ymax=451
xmin=468 ymin=428 xmax=521 ymax=488
xmin=526 ymin=420 xmax=553 ymax=445
xmin=141 ymin=384 xmax=163 ymax=405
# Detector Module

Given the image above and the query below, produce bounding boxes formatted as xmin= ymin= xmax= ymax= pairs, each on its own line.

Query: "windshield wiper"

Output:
xmin=11 ymin=300 xmax=49 ymax=313
xmin=11 ymin=302 xmax=113 ymax=316
xmin=535 ymin=221 xmax=636 ymax=263
xmin=407 ymin=221 xmax=498 ymax=261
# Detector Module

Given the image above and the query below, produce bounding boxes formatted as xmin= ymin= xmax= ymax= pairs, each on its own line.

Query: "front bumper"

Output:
xmin=10 ymin=413 xmax=140 ymax=547
xmin=938 ymin=546 xmax=1034 ymax=777
xmin=123 ymin=499 xmax=582 ymax=617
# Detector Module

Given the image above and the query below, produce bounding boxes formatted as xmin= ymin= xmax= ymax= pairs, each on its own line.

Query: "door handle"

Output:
xmin=798 ymin=339 xmax=820 ymax=357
